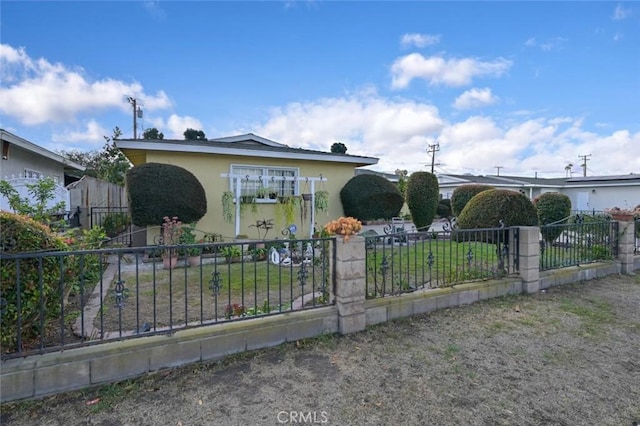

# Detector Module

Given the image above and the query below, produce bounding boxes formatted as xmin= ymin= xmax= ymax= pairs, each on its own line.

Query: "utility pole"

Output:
xmin=427 ymin=143 xmax=440 ymax=173
xmin=578 ymin=154 xmax=591 ymax=177
xmin=127 ymin=97 xmax=143 ymax=139
xmin=494 ymin=166 xmax=503 ymax=176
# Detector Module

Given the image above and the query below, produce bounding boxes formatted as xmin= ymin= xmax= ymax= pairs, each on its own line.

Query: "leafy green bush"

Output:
xmin=457 ymin=189 xmax=538 ymax=229
xmin=126 ymin=163 xmax=207 ymax=226
xmin=0 ymin=212 xmax=68 ymax=352
xmin=0 ymin=177 xmax=66 ymax=224
xmin=450 ymin=184 xmax=494 ymax=217
xmin=405 ymin=171 xmax=439 ymax=231
xmin=533 ymin=192 xmax=572 ymax=243
xmin=340 ymin=174 xmax=404 ymax=221
xmin=101 ymin=212 xmax=131 ymax=237
xmin=437 ymin=199 xmax=452 ymax=218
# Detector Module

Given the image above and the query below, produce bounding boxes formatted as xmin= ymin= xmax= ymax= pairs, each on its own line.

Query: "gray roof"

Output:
xmin=116 ymin=133 xmax=378 ymax=166
xmin=0 ymin=128 xmax=85 ymax=172
xmin=439 ymin=173 xmax=640 ymax=188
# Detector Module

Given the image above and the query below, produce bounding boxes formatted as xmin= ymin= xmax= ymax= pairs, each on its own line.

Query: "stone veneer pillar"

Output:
xmin=333 ymin=235 xmax=366 ymax=334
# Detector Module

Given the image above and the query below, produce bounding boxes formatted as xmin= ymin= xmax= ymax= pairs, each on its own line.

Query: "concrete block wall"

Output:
xmin=2 ymin=221 xmax=638 ymax=403
xmin=1 ymin=307 xmax=337 ymax=402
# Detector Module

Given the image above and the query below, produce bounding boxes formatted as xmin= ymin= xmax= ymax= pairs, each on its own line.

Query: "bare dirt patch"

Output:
xmin=2 ymin=274 xmax=639 ymax=425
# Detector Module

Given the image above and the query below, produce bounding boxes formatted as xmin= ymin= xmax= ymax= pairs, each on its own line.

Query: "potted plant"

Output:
xmin=179 ymin=223 xmax=201 ymax=267
xmin=277 ymin=195 xmax=301 ymax=225
xmin=324 ymin=216 xmax=363 ymax=242
xmin=240 ymin=195 xmax=258 ymax=215
xmin=222 ymin=191 xmax=234 ymax=224
xmin=605 ymin=206 xmax=640 ymax=221
xmin=314 ymin=190 xmax=329 ymax=214
xmin=161 ymin=216 xmax=183 ymax=269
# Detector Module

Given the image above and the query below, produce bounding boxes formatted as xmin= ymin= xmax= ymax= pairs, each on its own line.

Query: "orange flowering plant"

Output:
xmin=324 ymin=216 xmax=362 ymax=241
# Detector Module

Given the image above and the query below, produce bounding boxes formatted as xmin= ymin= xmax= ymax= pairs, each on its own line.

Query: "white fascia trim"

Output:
xmin=116 ymin=141 xmax=379 ymax=165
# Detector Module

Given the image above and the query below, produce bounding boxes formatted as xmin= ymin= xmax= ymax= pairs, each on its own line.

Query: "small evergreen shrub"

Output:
xmin=405 ymin=172 xmax=439 ymax=231
xmin=437 ymin=199 xmax=452 ymax=218
xmin=126 ymin=163 xmax=207 ymax=226
xmin=0 ymin=212 xmax=68 ymax=352
xmin=451 ymin=184 xmax=494 ymax=217
xmin=340 ymin=174 xmax=404 ymax=221
xmin=533 ymin=192 xmax=572 ymax=243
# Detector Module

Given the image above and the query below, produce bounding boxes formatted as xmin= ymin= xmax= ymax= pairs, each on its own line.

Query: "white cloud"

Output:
xmin=143 ymin=1 xmax=166 ymax=20
xmin=400 ymin=33 xmax=441 ymax=48
xmin=51 ymin=119 xmax=108 ymax=144
xmin=165 ymin=114 xmax=204 ymax=139
xmin=390 ymin=53 xmax=512 ymax=89
xmin=613 ymin=3 xmax=631 ymax=20
xmin=523 ymin=36 xmax=567 ymax=51
xmin=252 ymin=94 xmax=640 ymax=176
xmin=0 ymin=44 xmax=172 ymax=126
xmin=254 ymin=90 xmax=444 ymax=170
xmin=452 ymin=87 xmax=498 ymax=110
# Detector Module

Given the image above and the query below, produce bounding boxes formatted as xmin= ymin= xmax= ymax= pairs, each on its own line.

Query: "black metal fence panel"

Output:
xmin=90 ymin=207 xmax=132 ymax=247
xmin=0 ymin=237 xmax=335 ymax=359
xmin=364 ymin=227 xmax=519 ymax=298
xmin=539 ymin=219 xmax=617 ymax=271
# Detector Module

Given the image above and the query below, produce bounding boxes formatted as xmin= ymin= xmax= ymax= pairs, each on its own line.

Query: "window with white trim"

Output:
xmin=24 ymin=169 xmax=43 ymax=179
xmin=230 ymin=165 xmax=299 ymax=198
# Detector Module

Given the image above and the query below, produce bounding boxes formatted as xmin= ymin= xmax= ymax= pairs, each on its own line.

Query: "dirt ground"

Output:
xmin=2 ymin=274 xmax=639 ymax=426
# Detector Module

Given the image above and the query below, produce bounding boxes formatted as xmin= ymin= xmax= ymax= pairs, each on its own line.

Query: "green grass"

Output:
xmin=365 ymin=238 xmax=510 ymax=296
xmin=97 ymin=256 xmax=331 ymax=332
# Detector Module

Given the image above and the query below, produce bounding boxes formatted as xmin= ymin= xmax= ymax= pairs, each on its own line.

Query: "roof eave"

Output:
xmin=115 ymin=141 xmax=378 ymax=166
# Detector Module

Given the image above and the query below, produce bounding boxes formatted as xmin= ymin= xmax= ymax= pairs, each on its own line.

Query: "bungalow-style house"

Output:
xmin=115 ymin=133 xmax=378 ymax=243
xmin=0 ymin=129 xmax=85 ymax=213
xmin=437 ymin=173 xmax=640 ymax=212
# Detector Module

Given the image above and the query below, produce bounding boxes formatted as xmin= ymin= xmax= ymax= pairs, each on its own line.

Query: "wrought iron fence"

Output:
xmin=0 ymin=237 xmax=335 ymax=360
xmin=539 ymin=217 xmax=617 ymax=271
xmin=364 ymin=226 xmax=519 ymax=298
xmin=90 ymin=207 xmax=131 ymax=247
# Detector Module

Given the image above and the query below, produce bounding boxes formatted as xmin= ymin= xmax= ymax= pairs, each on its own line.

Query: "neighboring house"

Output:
xmin=437 ymin=173 xmax=640 ymax=212
xmin=115 ymin=133 xmax=378 ymax=243
xmin=0 ymin=129 xmax=84 ymax=214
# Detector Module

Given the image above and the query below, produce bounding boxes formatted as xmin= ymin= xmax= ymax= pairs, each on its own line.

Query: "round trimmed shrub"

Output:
xmin=340 ymin=174 xmax=404 ymax=221
xmin=533 ymin=192 xmax=572 ymax=243
xmin=405 ymin=172 xmax=439 ymax=231
xmin=451 ymin=184 xmax=494 ymax=216
xmin=457 ymin=189 xmax=539 ymax=229
xmin=0 ymin=212 xmax=68 ymax=352
xmin=126 ymin=163 xmax=207 ymax=226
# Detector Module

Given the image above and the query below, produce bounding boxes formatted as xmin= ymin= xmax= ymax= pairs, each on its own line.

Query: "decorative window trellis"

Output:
xmin=220 ymin=172 xmax=327 ymax=238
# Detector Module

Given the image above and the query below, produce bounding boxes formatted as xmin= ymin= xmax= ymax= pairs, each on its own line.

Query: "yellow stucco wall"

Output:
xmin=131 ymin=150 xmax=359 ymax=243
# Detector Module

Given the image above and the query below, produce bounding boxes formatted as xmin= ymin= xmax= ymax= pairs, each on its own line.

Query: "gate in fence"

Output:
xmin=90 ymin=206 xmax=132 ymax=247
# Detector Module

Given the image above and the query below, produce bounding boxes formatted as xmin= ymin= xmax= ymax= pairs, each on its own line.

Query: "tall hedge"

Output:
xmin=126 ymin=163 xmax=207 ymax=226
xmin=533 ymin=192 xmax=572 ymax=243
xmin=405 ymin=171 xmax=439 ymax=231
xmin=340 ymin=174 xmax=404 ymax=221
xmin=0 ymin=212 xmax=67 ymax=352
xmin=451 ymin=184 xmax=494 ymax=216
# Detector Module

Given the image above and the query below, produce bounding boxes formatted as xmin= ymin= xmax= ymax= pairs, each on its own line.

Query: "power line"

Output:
xmin=127 ymin=97 xmax=144 ymax=139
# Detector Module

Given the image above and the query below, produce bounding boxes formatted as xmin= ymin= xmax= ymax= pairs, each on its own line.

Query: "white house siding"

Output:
xmin=561 ymin=185 xmax=640 ymax=212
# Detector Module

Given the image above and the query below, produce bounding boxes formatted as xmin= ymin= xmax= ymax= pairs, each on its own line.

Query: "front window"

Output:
xmin=230 ymin=165 xmax=298 ymax=198
xmin=24 ymin=169 xmax=42 ymax=179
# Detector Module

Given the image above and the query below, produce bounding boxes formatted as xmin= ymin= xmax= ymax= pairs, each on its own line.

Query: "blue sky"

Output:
xmin=1 ymin=1 xmax=639 ymax=177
